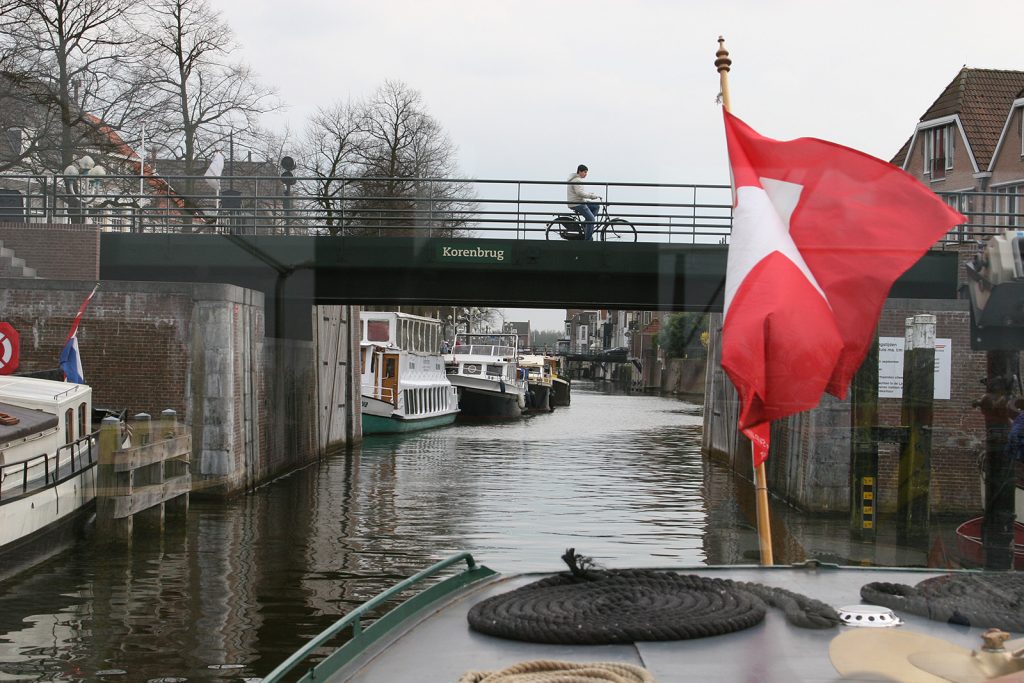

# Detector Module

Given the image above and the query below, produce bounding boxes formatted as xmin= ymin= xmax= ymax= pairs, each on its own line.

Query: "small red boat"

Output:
xmin=954 ymin=516 xmax=1024 ymax=569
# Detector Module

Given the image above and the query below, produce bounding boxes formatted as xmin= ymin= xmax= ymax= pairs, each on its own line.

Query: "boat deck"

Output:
xmin=336 ymin=565 xmax=991 ymax=682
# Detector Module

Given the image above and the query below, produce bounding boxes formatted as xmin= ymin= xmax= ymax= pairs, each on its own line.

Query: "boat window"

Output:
xmin=367 ymin=320 xmax=390 ymax=342
xmin=384 ymin=358 xmax=396 ymax=379
xmin=64 ymin=408 xmax=74 ymax=445
xmin=78 ymin=403 xmax=87 ymax=437
xmin=486 ymin=364 xmax=503 ymax=377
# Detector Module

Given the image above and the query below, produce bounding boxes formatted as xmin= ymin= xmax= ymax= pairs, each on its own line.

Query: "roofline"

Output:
xmin=903 ymin=114 xmax=979 ymax=175
xmin=986 ymin=97 xmax=1024 ymax=173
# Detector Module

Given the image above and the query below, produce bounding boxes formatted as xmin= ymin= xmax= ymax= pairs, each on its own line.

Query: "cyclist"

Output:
xmin=566 ymin=164 xmax=602 ymax=241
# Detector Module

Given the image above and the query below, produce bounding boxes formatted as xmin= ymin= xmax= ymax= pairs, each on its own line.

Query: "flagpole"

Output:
xmin=716 ymin=36 xmax=774 ymax=566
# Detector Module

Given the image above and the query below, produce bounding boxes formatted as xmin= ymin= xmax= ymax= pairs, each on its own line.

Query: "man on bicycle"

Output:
xmin=567 ymin=164 xmax=602 ymax=241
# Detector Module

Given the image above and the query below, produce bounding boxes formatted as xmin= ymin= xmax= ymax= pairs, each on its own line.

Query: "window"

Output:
xmin=923 ymin=125 xmax=954 ymax=179
xmin=78 ymin=403 xmax=87 ymax=437
xmin=367 ymin=320 xmax=390 ymax=342
xmin=64 ymin=408 xmax=74 ymax=445
xmin=993 ymin=184 xmax=1024 ymax=228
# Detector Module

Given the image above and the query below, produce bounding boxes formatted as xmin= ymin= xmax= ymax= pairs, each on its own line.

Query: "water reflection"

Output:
xmin=0 ymin=382 xmax=957 ymax=681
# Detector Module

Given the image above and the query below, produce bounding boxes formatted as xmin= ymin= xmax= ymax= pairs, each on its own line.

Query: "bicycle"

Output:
xmin=544 ymin=203 xmax=637 ymax=242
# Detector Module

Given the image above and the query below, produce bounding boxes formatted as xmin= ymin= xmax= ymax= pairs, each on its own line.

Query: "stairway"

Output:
xmin=0 ymin=240 xmax=38 ymax=278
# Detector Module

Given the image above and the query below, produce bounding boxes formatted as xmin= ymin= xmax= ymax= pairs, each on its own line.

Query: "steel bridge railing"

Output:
xmin=0 ymin=173 xmax=1018 ymax=247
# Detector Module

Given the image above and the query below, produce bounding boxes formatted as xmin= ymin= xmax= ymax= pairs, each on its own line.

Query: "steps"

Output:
xmin=0 ymin=241 xmax=38 ymax=278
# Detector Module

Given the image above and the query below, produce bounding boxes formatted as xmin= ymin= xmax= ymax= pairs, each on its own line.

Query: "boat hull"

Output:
xmin=954 ymin=516 xmax=1024 ymax=569
xmin=551 ymin=377 xmax=571 ymax=407
xmin=524 ymin=383 xmax=552 ymax=413
xmin=456 ymin=386 xmax=523 ymax=419
xmin=0 ymin=465 xmax=97 ymax=582
xmin=362 ymin=411 xmax=458 ymax=435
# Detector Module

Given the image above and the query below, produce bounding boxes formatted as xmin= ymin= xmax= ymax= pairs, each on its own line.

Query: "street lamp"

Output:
xmin=281 ymin=155 xmax=296 ymax=234
xmin=63 ymin=155 xmax=107 ymax=224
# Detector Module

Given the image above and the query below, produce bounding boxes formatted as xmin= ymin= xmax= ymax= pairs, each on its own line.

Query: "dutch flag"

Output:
xmin=60 ymin=284 xmax=98 ymax=384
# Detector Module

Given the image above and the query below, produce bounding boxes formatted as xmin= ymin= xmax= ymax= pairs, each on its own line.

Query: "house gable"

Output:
xmin=988 ymin=97 xmax=1024 ymax=181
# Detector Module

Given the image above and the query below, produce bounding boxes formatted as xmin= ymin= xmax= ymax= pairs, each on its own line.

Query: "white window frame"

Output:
xmin=992 ymin=182 xmax=1024 ymax=228
xmin=923 ymin=124 xmax=954 ymax=178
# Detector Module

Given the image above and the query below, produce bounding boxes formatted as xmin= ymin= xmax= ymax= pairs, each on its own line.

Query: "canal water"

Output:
xmin=0 ymin=382 xmax=953 ymax=682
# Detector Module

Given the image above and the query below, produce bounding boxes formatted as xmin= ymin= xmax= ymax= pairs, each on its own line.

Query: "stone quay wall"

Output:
xmin=703 ymin=298 xmax=987 ymax=516
xmin=1 ymin=279 xmax=335 ymax=496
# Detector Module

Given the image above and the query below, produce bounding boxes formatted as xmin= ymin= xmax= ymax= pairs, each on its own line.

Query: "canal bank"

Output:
xmin=2 ymin=279 xmax=362 ymax=496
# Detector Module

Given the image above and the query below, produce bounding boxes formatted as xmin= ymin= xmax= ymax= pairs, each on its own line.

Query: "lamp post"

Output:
xmin=63 ymin=155 xmax=106 ymax=224
xmin=281 ymin=155 xmax=296 ymax=234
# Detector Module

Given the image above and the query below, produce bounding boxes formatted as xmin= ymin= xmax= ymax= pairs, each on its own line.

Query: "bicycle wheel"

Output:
xmin=546 ymin=216 xmax=581 ymax=240
xmin=601 ymin=218 xmax=637 ymax=242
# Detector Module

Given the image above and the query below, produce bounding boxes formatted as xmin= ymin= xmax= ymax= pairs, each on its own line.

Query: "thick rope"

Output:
xmin=467 ymin=552 xmax=839 ymax=645
xmin=457 ymin=660 xmax=655 ymax=683
xmin=861 ymin=572 xmax=1024 ymax=632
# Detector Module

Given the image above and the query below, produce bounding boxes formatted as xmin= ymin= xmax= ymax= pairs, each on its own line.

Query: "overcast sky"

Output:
xmin=214 ymin=0 xmax=1023 ymax=330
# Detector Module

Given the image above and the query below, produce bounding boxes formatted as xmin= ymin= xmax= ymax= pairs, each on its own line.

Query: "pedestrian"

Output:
xmin=566 ymin=164 xmax=602 ymax=241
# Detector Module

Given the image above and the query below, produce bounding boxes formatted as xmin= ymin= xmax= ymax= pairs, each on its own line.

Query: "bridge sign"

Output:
xmin=0 ymin=322 xmax=19 ymax=375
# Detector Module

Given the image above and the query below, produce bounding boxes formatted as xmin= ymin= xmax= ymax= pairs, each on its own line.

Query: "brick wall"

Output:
xmin=0 ymin=222 xmax=99 ymax=280
xmin=704 ymin=298 xmax=988 ymax=516
xmin=873 ymin=301 xmax=986 ymax=514
xmin=0 ymin=278 xmax=320 ymax=495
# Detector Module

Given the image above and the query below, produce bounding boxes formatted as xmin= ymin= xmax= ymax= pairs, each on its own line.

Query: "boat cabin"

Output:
xmin=0 ymin=376 xmax=92 ymax=468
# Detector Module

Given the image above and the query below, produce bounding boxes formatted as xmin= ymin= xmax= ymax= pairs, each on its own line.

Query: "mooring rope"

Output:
xmin=466 ymin=550 xmax=840 ymax=645
xmin=861 ymin=572 xmax=1024 ymax=632
xmin=457 ymin=660 xmax=656 ymax=683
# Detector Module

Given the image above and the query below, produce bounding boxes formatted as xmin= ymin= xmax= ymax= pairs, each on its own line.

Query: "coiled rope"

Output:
xmin=861 ymin=572 xmax=1024 ymax=632
xmin=467 ymin=550 xmax=840 ymax=645
xmin=457 ymin=660 xmax=655 ymax=683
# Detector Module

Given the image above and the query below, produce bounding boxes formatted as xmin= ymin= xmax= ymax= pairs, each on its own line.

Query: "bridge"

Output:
xmin=0 ymin=174 xmax=983 ymax=338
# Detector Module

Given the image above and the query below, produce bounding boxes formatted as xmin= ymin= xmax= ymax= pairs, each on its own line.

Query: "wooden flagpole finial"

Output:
xmin=715 ymin=36 xmax=732 ymax=113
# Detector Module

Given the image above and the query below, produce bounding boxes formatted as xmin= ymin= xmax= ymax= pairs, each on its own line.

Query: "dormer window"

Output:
xmin=923 ymin=124 xmax=955 ymax=180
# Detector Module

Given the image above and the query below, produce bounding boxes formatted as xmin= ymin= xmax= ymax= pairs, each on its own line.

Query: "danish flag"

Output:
xmin=721 ymin=111 xmax=964 ymax=464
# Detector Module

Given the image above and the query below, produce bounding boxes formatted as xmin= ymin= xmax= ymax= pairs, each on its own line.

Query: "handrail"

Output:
xmin=0 ymin=430 xmax=98 ymax=503
xmin=1 ymin=172 xmax=1019 ymax=245
xmin=261 ymin=552 xmax=492 ymax=683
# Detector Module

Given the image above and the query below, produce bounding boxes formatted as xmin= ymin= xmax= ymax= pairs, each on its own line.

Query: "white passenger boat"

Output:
xmin=443 ymin=333 xmax=527 ymax=419
xmin=359 ymin=312 xmax=459 ymax=435
xmin=0 ymin=375 xmax=97 ymax=582
xmin=518 ymin=353 xmax=554 ymax=413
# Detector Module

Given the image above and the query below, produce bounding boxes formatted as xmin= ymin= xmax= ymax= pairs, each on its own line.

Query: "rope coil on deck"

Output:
xmin=457 ymin=660 xmax=656 ymax=683
xmin=862 ymin=572 xmax=1024 ymax=632
xmin=466 ymin=550 xmax=840 ymax=645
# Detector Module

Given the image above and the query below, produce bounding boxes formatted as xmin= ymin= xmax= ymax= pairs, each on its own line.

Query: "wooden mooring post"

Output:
xmin=850 ymin=332 xmax=879 ymax=541
xmin=977 ymin=350 xmax=1019 ymax=570
xmin=851 ymin=318 xmax=937 ymax=548
xmin=897 ymin=314 xmax=935 ymax=547
xmin=96 ymin=409 xmax=192 ymax=541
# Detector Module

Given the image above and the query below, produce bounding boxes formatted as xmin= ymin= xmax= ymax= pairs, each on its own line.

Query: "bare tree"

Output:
xmin=140 ymin=0 xmax=276 ymax=178
xmin=347 ymin=80 xmax=475 ymax=236
xmin=298 ymin=100 xmax=362 ymax=235
xmin=0 ymin=0 xmax=144 ymax=175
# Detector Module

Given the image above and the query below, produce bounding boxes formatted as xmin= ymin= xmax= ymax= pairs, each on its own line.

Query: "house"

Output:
xmin=891 ymin=68 xmax=1024 ymax=231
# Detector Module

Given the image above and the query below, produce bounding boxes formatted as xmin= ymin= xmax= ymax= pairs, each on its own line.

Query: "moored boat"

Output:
xmin=0 ymin=375 xmax=98 ymax=582
xmin=359 ymin=312 xmax=459 ymax=435
xmin=954 ymin=516 xmax=1024 ymax=570
xmin=443 ymin=333 xmax=526 ymax=420
xmin=518 ymin=353 xmax=554 ymax=413
xmin=549 ymin=356 xmax=571 ymax=407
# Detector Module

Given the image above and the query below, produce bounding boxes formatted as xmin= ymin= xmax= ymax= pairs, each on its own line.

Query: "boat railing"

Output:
xmin=363 ymin=383 xmax=396 ymax=404
xmin=0 ymin=430 xmax=98 ymax=504
xmin=261 ymin=552 xmax=496 ymax=683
